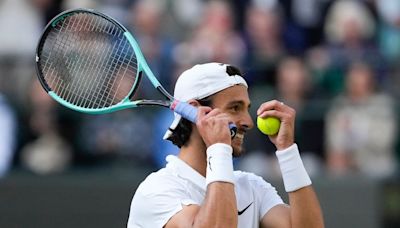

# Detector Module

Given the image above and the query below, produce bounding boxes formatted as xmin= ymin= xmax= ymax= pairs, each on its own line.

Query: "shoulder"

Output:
xmin=135 ymin=168 xmax=187 ymax=197
xmin=128 ymin=169 xmax=189 ymax=228
xmin=234 ymin=171 xmax=277 ymax=191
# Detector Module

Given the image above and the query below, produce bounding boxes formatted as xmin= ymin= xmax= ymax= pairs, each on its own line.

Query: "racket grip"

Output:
xmin=172 ymin=101 xmax=197 ymax=123
xmin=171 ymin=101 xmax=237 ymax=138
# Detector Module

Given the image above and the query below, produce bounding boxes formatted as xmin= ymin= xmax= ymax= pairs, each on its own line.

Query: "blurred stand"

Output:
xmin=173 ymin=0 xmax=246 ymax=76
xmin=0 ymin=0 xmax=398 ymax=226
xmin=279 ymin=0 xmax=329 ymax=53
xmin=77 ymin=109 xmax=154 ymax=166
xmin=0 ymin=0 xmax=42 ymax=58
xmin=376 ymin=0 xmax=400 ymax=101
xmin=0 ymin=94 xmax=17 ymax=178
xmin=376 ymin=0 xmax=400 ymax=65
xmin=128 ymin=0 xmax=175 ymax=94
xmin=317 ymin=0 xmax=384 ymax=97
xmin=0 ymin=0 xmax=42 ymax=104
xmin=242 ymin=0 xmax=285 ymax=87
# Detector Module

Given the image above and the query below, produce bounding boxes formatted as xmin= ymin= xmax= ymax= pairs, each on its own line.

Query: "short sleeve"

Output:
xmin=247 ymin=173 xmax=285 ymax=219
xmin=127 ymin=175 xmax=198 ymax=228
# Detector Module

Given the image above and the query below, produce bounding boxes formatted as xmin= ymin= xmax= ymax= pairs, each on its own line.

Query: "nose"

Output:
xmin=240 ymin=111 xmax=254 ymax=130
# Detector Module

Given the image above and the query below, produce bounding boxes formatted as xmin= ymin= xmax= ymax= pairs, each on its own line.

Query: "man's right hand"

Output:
xmin=196 ymin=106 xmax=232 ymax=147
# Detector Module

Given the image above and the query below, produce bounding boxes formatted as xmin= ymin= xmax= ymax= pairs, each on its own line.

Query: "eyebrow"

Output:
xmin=226 ymin=100 xmax=251 ymax=108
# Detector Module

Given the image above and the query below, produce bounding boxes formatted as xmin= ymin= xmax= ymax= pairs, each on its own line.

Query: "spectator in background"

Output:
xmin=279 ymin=0 xmax=330 ymax=53
xmin=376 ymin=0 xmax=400 ymax=64
xmin=0 ymin=93 xmax=17 ymax=178
xmin=128 ymin=0 xmax=175 ymax=94
xmin=242 ymin=0 xmax=285 ymax=86
xmin=173 ymin=0 xmax=246 ymax=75
xmin=78 ymin=110 xmax=154 ymax=165
xmin=168 ymin=0 xmax=205 ymax=38
xmin=0 ymin=0 xmax=42 ymax=58
xmin=96 ymin=0 xmax=131 ymax=26
xmin=325 ymin=62 xmax=398 ymax=179
xmin=319 ymin=0 xmax=384 ymax=97
xmin=20 ymin=80 xmax=72 ymax=175
xmin=0 ymin=0 xmax=48 ymax=105
xmin=275 ymin=56 xmax=312 ymax=112
xmin=375 ymin=0 xmax=400 ymax=100
xmin=275 ymin=56 xmax=326 ymax=161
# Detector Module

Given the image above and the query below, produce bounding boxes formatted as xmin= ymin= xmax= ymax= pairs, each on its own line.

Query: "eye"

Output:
xmin=230 ymin=104 xmax=240 ymax=112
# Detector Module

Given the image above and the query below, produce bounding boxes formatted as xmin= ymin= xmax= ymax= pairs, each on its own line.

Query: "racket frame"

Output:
xmin=35 ymin=8 xmax=173 ymax=114
xmin=35 ymin=8 xmax=236 ymax=136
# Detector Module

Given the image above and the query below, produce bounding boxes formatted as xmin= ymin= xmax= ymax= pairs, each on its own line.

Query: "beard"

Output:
xmin=232 ymin=133 xmax=246 ymax=158
xmin=232 ymin=148 xmax=243 ymax=158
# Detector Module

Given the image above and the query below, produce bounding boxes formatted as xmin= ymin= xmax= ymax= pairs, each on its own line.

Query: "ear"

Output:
xmin=187 ymin=99 xmax=201 ymax=107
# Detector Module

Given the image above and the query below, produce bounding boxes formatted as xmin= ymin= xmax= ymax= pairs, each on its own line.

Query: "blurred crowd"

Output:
xmin=0 ymin=0 xmax=399 ymax=181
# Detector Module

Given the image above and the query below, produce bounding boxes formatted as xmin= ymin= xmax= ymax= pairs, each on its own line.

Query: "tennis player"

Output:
xmin=127 ymin=63 xmax=324 ymax=227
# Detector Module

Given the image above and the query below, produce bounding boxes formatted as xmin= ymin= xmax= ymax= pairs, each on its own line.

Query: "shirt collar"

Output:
xmin=166 ymin=155 xmax=206 ymax=191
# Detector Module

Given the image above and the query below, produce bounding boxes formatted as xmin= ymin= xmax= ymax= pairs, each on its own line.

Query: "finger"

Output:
xmin=212 ymin=114 xmax=231 ymax=124
xmin=197 ymin=106 xmax=213 ymax=121
xmin=258 ymin=109 xmax=291 ymax=120
xmin=203 ymin=108 xmax=223 ymax=119
xmin=257 ymin=100 xmax=293 ymax=115
xmin=257 ymin=100 xmax=283 ymax=114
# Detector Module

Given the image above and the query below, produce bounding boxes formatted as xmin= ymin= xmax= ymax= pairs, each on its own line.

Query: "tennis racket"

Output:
xmin=35 ymin=8 xmax=237 ymax=137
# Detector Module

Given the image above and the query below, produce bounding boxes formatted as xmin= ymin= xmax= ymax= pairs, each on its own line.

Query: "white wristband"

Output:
xmin=206 ymin=143 xmax=234 ymax=186
xmin=276 ymin=144 xmax=312 ymax=192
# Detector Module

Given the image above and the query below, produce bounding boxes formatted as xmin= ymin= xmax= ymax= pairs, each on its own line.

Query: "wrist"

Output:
xmin=276 ymin=143 xmax=312 ymax=192
xmin=206 ymin=143 xmax=234 ymax=186
xmin=276 ymin=141 xmax=295 ymax=151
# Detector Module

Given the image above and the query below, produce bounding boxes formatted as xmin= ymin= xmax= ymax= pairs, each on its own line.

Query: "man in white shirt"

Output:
xmin=128 ymin=63 xmax=324 ymax=227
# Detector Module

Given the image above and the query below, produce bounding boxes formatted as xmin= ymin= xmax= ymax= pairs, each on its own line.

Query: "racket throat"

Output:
xmin=156 ymin=86 xmax=174 ymax=100
xmin=136 ymin=100 xmax=170 ymax=107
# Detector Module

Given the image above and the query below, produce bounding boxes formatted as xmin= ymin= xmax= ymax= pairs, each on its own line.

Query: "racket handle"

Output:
xmin=171 ymin=101 xmax=197 ymax=123
xmin=171 ymin=101 xmax=237 ymax=138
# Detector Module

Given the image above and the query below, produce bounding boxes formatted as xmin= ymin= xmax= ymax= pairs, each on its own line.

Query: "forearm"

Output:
xmin=288 ymin=186 xmax=324 ymax=228
xmin=193 ymin=182 xmax=237 ymax=228
xmin=193 ymin=143 xmax=238 ymax=227
xmin=276 ymin=144 xmax=324 ymax=228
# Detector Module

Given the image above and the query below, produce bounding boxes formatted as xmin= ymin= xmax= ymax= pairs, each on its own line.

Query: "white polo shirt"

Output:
xmin=127 ymin=155 xmax=284 ymax=228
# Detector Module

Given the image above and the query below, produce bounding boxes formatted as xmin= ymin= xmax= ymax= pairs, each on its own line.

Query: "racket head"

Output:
xmin=35 ymin=9 xmax=144 ymax=114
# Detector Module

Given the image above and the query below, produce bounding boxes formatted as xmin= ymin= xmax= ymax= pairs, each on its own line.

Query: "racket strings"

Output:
xmin=44 ymin=14 xmax=111 ymax=107
xmin=65 ymin=14 xmax=101 ymax=107
xmin=73 ymin=16 xmax=116 ymax=108
xmin=39 ymin=12 xmax=138 ymax=109
xmin=64 ymin=14 xmax=128 ymax=108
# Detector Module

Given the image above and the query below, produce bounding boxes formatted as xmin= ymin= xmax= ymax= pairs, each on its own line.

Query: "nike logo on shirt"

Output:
xmin=238 ymin=202 xmax=253 ymax=215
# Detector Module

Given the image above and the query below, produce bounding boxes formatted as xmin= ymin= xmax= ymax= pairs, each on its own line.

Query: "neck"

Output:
xmin=178 ymin=131 xmax=208 ymax=177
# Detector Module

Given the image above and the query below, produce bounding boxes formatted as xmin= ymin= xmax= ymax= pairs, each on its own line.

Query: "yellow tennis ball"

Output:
xmin=257 ymin=116 xmax=281 ymax=136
